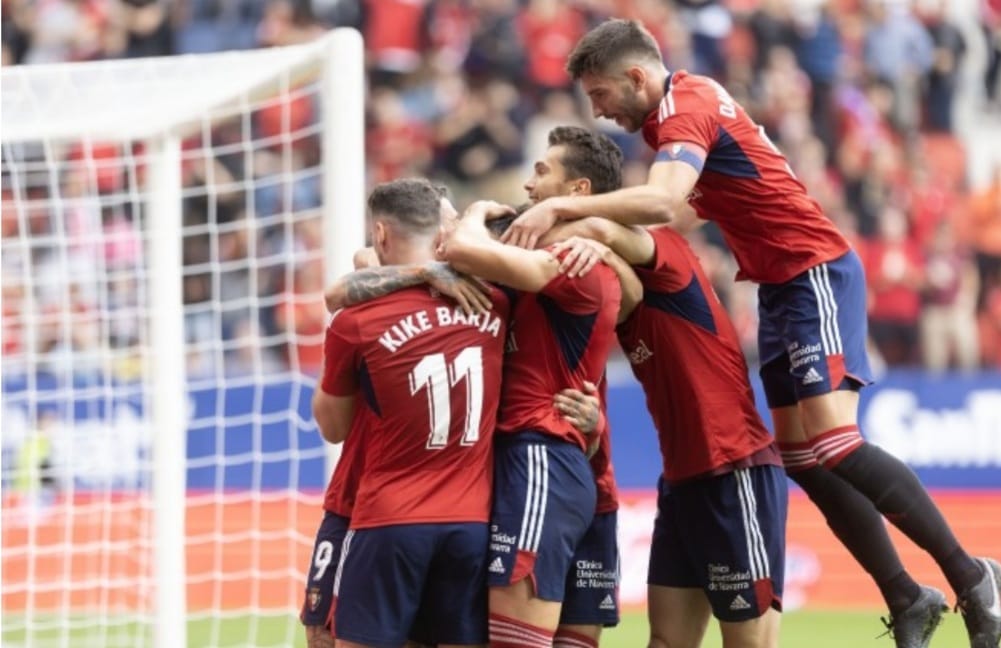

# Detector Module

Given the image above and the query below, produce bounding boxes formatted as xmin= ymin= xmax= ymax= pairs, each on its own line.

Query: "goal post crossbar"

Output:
xmin=1 ymin=34 xmax=339 ymax=144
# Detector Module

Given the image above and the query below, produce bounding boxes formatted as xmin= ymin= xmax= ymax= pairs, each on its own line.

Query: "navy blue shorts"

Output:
xmin=648 ymin=466 xmax=788 ymax=622
xmin=488 ymin=432 xmax=597 ymax=602
xmin=758 ymin=250 xmax=874 ymax=408
xmin=334 ymin=522 xmax=488 ymax=647
xmin=300 ymin=511 xmax=349 ymax=627
xmin=560 ymin=510 xmax=620 ymax=627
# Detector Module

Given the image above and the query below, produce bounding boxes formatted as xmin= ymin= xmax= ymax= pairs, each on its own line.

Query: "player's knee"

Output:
xmin=718 ymin=609 xmax=781 ymax=648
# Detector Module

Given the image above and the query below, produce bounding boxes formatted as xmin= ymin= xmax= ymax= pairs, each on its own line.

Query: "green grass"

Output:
xmin=604 ymin=608 xmax=969 ymax=647
xmin=2 ymin=609 xmax=970 ymax=646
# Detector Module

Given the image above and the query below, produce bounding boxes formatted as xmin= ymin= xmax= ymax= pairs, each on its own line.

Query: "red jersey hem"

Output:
xmin=747 ymin=246 xmax=851 ymax=285
xmin=664 ymin=442 xmax=782 ymax=486
xmin=348 ymin=514 xmax=490 ymax=530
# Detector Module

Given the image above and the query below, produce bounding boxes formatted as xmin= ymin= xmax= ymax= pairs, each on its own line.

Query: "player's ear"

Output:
xmin=373 ymin=220 xmax=388 ymax=253
xmin=625 ymin=65 xmax=645 ymax=91
xmin=571 ymin=177 xmax=592 ymax=196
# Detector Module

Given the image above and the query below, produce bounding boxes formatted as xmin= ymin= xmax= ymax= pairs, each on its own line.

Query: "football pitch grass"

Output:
xmin=2 ymin=609 xmax=970 ymax=647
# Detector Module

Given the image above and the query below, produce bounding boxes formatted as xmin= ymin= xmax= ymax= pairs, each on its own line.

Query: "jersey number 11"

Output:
xmin=408 ymin=346 xmax=484 ymax=449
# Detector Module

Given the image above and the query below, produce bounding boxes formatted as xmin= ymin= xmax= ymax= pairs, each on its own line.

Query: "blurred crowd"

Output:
xmin=2 ymin=0 xmax=1001 ymax=382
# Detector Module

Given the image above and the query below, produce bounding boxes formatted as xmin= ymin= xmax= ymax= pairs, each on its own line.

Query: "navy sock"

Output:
xmin=833 ymin=442 xmax=983 ymax=594
xmin=788 ymin=465 xmax=920 ymax=613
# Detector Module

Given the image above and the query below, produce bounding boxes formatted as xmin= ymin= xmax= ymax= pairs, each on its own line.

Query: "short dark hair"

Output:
xmin=548 ymin=126 xmax=623 ymax=194
xmin=485 ymin=204 xmax=527 ymax=238
xmin=566 ymin=19 xmax=662 ymax=80
xmin=367 ymin=178 xmax=446 ymax=235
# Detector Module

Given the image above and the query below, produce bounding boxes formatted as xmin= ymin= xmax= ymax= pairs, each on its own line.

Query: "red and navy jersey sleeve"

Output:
xmin=320 ymin=312 xmax=359 ymax=397
xmin=539 ymin=249 xmax=615 ymax=315
xmin=642 ymin=70 xmax=850 ymax=283
xmin=632 ymin=226 xmax=695 ymax=293
xmin=655 ymin=111 xmax=718 ymax=152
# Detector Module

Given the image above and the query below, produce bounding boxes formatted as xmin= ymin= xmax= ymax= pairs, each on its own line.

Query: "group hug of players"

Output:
xmin=299 ymin=18 xmax=1001 ymax=648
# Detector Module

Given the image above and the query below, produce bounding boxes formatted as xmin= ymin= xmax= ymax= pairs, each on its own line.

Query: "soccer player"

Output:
xmin=314 ymin=178 xmax=509 ymax=648
xmin=524 ymin=126 xmax=786 ymax=647
xmin=510 ymin=126 xmax=630 ymax=648
xmin=508 ymin=18 xmax=1001 ymax=648
xmin=438 ymin=197 xmax=639 ymax=646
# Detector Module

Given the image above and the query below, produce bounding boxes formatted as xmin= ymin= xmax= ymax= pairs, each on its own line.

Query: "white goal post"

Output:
xmin=1 ymin=29 xmax=364 ymax=647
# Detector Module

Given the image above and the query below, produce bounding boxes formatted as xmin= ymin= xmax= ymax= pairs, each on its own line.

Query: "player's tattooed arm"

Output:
xmin=324 ymin=263 xmax=493 ymax=316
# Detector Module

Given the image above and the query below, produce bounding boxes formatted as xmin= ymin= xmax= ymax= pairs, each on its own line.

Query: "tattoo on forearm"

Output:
xmin=343 ymin=266 xmax=423 ymax=306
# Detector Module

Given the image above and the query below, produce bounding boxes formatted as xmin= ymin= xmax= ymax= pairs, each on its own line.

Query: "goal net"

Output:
xmin=1 ymin=30 xmax=364 ymax=647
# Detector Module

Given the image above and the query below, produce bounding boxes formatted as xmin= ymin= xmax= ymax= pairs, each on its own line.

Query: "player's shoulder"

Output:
xmin=661 ymin=70 xmax=721 ymax=120
xmin=337 ymin=286 xmax=429 ymax=326
xmin=647 ymin=224 xmax=695 ymax=256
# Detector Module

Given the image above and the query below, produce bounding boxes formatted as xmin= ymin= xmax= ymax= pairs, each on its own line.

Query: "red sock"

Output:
xmin=489 ymin=612 xmax=554 ymax=648
xmin=809 ymin=425 xmax=864 ymax=468
xmin=777 ymin=440 xmax=818 ymax=472
xmin=553 ymin=627 xmax=599 ymax=648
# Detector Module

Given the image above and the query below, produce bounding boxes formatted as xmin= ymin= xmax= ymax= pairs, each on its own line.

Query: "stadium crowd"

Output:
xmin=2 ymin=0 xmax=1001 ymax=379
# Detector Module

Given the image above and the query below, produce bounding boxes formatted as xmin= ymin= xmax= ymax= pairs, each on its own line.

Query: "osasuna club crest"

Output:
xmin=308 ymin=587 xmax=322 ymax=611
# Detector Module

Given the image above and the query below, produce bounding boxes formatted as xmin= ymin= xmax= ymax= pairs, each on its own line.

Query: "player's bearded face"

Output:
xmin=615 ymin=83 xmax=649 ymax=133
xmin=582 ymin=73 xmax=648 ymax=133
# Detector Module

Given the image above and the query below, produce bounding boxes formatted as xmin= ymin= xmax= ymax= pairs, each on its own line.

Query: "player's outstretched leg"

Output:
xmin=801 ymin=390 xmax=998 ymax=646
xmin=772 ymin=408 xmax=949 ymax=647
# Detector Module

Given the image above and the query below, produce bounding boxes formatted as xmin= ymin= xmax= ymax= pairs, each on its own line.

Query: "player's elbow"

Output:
xmin=312 ymin=392 xmax=345 ymax=444
xmin=316 ymin=414 xmax=347 ymax=444
xmin=581 ymin=217 xmax=616 ymax=246
xmin=324 ymin=282 xmax=346 ymax=313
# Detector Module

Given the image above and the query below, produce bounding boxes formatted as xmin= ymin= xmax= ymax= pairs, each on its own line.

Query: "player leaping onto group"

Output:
xmin=505 ymin=18 xmax=1001 ymax=648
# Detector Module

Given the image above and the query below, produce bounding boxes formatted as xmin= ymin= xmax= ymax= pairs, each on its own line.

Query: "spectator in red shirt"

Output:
xmin=862 ymin=205 xmax=924 ymax=366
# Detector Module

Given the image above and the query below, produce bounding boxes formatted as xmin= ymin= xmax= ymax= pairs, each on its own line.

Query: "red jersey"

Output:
xmin=590 ymin=376 xmax=618 ymax=514
xmin=321 ymin=404 xmax=370 ymax=517
xmin=641 ymin=70 xmax=850 ymax=284
xmin=616 ymin=226 xmax=780 ymax=484
xmin=322 ymin=286 xmax=509 ymax=529
xmin=497 ymin=255 xmax=621 ymax=452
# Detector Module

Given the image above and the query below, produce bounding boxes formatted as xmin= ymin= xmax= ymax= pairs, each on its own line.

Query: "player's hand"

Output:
xmin=501 ymin=199 xmax=560 ymax=249
xmin=548 ymin=236 xmax=610 ymax=278
xmin=352 ymin=247 xmax=380 ymax=270
xmin=555 ymin=381 xmax=601 ymax=458
xmin=422 ymin=262 xmax=493 ymax=316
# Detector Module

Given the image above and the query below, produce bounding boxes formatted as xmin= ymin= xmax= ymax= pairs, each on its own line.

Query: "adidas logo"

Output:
xmin=729 ymin=594 xmax=752 ymax=611
xmin=599 ymin=594 xmax=616 ymax=610
xmin=801 ymin=367 xmax=824 ymax=385
xmin=488 ymin=557 xmax=505 ymax=574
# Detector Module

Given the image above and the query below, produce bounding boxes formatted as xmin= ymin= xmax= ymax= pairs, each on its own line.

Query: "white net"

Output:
xmin=1 ymin=31 xmax=363 ymax=648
